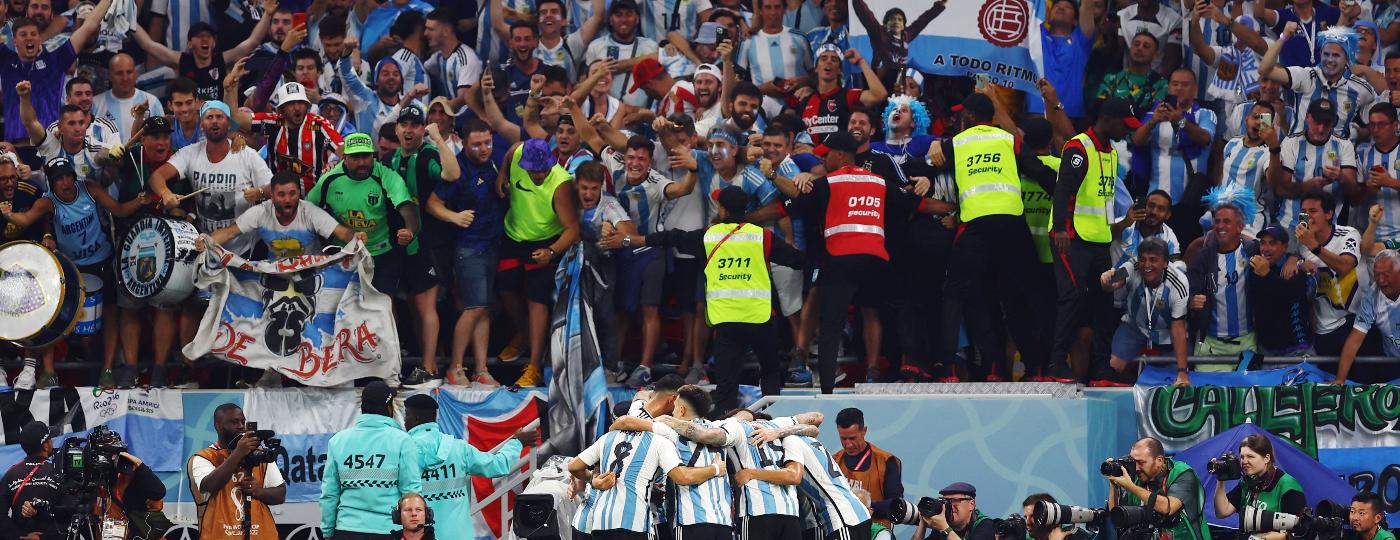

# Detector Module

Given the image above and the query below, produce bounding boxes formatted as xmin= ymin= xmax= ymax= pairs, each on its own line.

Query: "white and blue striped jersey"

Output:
xmin=1352 ymin=285 xmax=1400 ymax=356
xmin=1220 ymin=137 xmax=1273 ymax=234
xmin=572 ymin=430 xmax=683 ymax=534
xmin=568 ymin=0 xmax=595 ymax=35
xmin=738 ymin=28 xmax=811 ymax=86
xmin=667 ymin=418 xmax=733 ymax=527
xmin=1111 ymin=223 xmax=1181 ymax=268
xmin=783 ymin=0 xmax=825 ymax=35
xmin=783 ymin=435 xmax=871 ymax=534
xmin=1357 ymin=140 xmax=1400 ymax=241
xmin=392 ymin=48 xmax=430 ymax=97
xmin=722 ymin=417 xmax=801 ymax=518
xmin=535 ymin=33 xmax=587 ymax=82
xmin=1276 ymin=133 xmax=1356 ymax=230
xmin=1138 ymin=103 xmax=1217 ymax=204
xmin=149 ymin=0 xmax=212 ymax=54
xmin=47 ymin=115 xmax=120 ymax=149
xmin=641 ymin=0 xmax=712 ymax=42
xmin=606 ymin=147 xmax=674 ymax=242
xmin=426 ymin=44 xmax=483 ymax=101
xmin=1201 ymin=45 xmax=1260 ymax=105
xmin=1225 ymin=100 xmax=1295 ymax=140
xmin=477 ymin=0 xmax=536 ymax=65
xmin=92 ymin=90 xmax=165 ymax=143
xmin=1182 ymin=5 xmax=1232 ymax=102
xmin=583 ymin=35 xmax=661 ymax=107
xmin=1207 ymin=243 xmax=1254 ymax=338
xmin=1298 ymin=225 xmax=1366 ymax=333
xmin=1116 ymin=261 xmax=1191 ymax=345
xmin=1283 ymin=66 xmax=1376 ymax=141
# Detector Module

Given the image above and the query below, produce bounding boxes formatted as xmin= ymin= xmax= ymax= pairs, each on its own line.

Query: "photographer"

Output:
xmin=1105 ymin=438 xmax=1209 ymax=540
xmin=1350 ymin=492 xmax=1394 ymax=540
xmin=914 ymin=483 xmax=995 ymax=540
xmin=1022 ymin=494 xmax=1093 ymax=540
xmin=2 ymin=422 xmax=62 ymax=540
xmin=835 ymin=408 xmax=904 ymax=530
xmin=389 ymin=493 xmax=434 ymax=540
xmin=187 ymin=404 xmax=287 ymax=540
xmin=1212 ymin=435 xmax=1305 ymax=540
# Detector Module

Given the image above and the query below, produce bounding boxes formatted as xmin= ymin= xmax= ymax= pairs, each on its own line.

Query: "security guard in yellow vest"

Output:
xmin=600 ymin=186 xmax=805 ymax=414
xmin=1048 ymin=97 xmax=1141 ymax=384
xmin=1019 ymin=117 xmax=1061 ymax=381
xmin=918 ymin=92 xmax=1057 ymax=382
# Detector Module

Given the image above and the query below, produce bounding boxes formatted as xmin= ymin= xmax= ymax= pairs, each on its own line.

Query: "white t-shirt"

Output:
xmin=168 ymin=141 xmax=275 ymax=256
xmin=234 ymin=200 xmax=343 ymax=259
xmin=188 ymin=452 xmax=286 ymax=505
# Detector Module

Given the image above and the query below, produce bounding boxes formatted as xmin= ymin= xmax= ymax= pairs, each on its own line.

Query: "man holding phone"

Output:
xmin=583 ymin=0 xmax=659 ymax=108
xmin=1131 ymin=68 xmax=1216 ymax=245
xmin=1359 ymin=103 xmax=1400 ymax=242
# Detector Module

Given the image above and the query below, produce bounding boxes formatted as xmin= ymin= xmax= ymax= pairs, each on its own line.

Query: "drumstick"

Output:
xmin=175 ymin=187 xmax=210 ymax=202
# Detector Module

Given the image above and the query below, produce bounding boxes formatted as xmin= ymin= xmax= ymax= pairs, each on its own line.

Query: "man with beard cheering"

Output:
xmin=237 ymin=82 xmax=346 ymax=193
xmin=186 ymin=404 xmax=287 ymax=540
xmin=794 ymin=45 xmax=886 ymax=151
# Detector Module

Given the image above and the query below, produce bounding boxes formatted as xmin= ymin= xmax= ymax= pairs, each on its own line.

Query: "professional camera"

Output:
xmin=1033 ymin=501 xmax=1108 ymax=529
xmin=994 ymin=515 xmax=1028 ymax=538
xmin=890 ymin=496 xmax=949 ymax=525
xmin=1207 ymin=452 xmax=1242 ymax=481
xmin=1241 ymin=501 xmax=1346 ymax=540
xmin=54 ymin=425 xmax=128 ymax=492
xmin=1110 ymin=505 xmax=1178 ymax=531
xmin=1101 ymin=456 xmax=1136 ymax=477
xmin=236 ymin=422 xmax=283 ymax=468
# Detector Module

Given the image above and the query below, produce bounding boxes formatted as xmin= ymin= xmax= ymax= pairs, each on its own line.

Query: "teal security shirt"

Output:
xmin=321 ymin=414 xmax=424 ymax=536
xmin=409 ymin=422 xmax=523 ymax=539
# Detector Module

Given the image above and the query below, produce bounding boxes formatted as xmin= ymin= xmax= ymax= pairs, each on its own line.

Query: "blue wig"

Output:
xmin=1198 ymin=183 xmax=1258 ymax=231
xmin=883 ymin=95 xmax=930 ymax=137
xmin=1318 ymin=26 xmax=1360 ymax=64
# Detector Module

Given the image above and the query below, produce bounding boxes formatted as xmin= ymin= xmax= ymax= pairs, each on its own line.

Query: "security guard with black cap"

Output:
xmin=602 ymin=185 xmax=806 ymax=413
xmin=1048 ymin=96 xmax=1142 ymax=384
xmin=921 ymin=91 xmax=1058 ymax=382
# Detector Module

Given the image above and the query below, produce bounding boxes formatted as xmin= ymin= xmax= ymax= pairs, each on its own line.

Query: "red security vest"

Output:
xmin=823 ymin=165 xmax=889 ymax=260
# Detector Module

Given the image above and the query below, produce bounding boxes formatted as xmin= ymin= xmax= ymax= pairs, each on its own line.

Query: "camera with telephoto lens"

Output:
xmin=1110 ymin=504 xmax=1180 ymax=534
xmin=237 ymin=422 xmax=283 ymax=468
xmin=1207 ymin=452 xmax=1242 ymax=480
xmin=890 ymin=497 xmax=949 ymax=525
xmin=1101 ymin=456 xmax=1136 ymax=477
xmin=1241 ymin=501 xmax=1347 ymax=540
xmin=1034 ymin=501 xmax=1108 ymax=529
xmin=995 ymin=515 xmax=1028 ymax=538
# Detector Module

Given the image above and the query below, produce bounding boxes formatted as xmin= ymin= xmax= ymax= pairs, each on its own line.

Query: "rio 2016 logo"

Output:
xmin=978 ymin=0 xmax=1030 ymax=48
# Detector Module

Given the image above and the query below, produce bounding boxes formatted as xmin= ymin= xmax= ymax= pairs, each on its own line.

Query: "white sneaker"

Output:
xmin=254 ymin=369 xmax=283 ymax=388
xmin=13 ymin=365 xmax=37 ymax=390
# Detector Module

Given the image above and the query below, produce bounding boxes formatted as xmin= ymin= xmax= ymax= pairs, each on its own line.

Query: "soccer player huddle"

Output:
xmin=568 ymin=377 xmax=871 ymax=540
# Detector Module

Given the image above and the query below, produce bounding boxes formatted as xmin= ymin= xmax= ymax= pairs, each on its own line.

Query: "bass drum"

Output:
xmin=0 ymin=241 xmax=85 ymax=347
xmin=117 ymin=216 xmax=200 ymax=307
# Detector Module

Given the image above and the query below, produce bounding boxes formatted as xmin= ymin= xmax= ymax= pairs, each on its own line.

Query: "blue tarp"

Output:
xmin=1137 ymin=362 xmax=1344 ymax=387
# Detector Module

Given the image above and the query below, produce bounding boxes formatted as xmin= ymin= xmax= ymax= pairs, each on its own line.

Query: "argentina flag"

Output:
xmin=548 ymin=243 xmax=612 ymax=457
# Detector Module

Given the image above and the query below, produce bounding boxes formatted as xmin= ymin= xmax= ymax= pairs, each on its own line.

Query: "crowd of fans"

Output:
xmin=2 ymin=0 xmax=1400 ymax=393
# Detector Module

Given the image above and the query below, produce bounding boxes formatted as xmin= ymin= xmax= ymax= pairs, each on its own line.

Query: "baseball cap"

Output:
xmin=1100 ymin=97 xmax=1143 ymax=129
xmin=1258 ymin=224 xmax=1289 ymax=242
xmin=694 ymin=63 xmax=722 ymax=83
xmin=142 ymin=115 xmax=173 ymax=135
xmin=940 ymin=482 xmax=977 ymax=498
xmin=814 ymin=43 xmax=843 ymax=61
xmin=343 ymin=133 xmax=375 ymax=155
xmin=45 ymin=156 xmax=76 ymax=180
xmin=19 ymin=421 xmax=51 ymax=455
xmin=629 ymin=58 xmax=667 ymax=94
xmin=824 ymin=131 xmax=859 ymax=154
xmin=188 ymin=21 xmax=216 ymax=40
xmin=609 ymin=0 xmax=639 ymax=14
xmin=398 ymin=104 xmax=426 ymax=124
xmin=1307 ymin=98 xmax=1338 ymax=126
xmin=428 ymin=96 xmax=460 ymax=117
xmin=405 ymin=393 xmax=438 ymax=412
xmin=518 ymin=138 xmax=558 ymax=172
xmin=361 ymin=380 xmax=396 ymax=412
xmin=278 ymin=82 xmax=311 ymax=106
xmin=695 ymin=22 xmax=722 ymax=45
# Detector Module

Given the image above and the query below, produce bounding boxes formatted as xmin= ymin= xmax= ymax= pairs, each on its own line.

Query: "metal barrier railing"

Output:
xmin=469 ymin=419 xmax=545 ymax=534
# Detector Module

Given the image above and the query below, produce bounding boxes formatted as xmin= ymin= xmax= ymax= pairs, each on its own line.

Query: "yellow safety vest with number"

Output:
xmin=703 ymin=222 xmax=772 ymax=325
xmin=953 ymin=124 xmax=1024 ymax=221
xmin=1053 ymin=132 xmax=1118 ymax=244
xmin=1022 ymin=154 xmax=1060 ymax=264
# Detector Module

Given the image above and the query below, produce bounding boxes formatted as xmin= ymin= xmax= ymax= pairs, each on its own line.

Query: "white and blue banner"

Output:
xmin=0 ymin=388 xmax=185 ymax=472
xmin=848 ymin=0 xmax=1046 ymax=92
xmin=183 ymin=238 xmax=401 ymax=387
